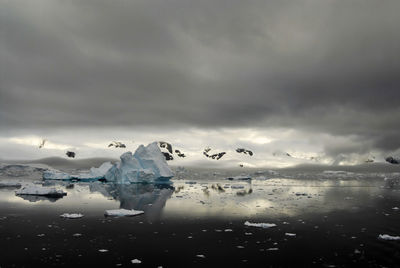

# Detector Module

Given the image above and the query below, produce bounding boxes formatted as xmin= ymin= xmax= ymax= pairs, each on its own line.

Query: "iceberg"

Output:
xmin=104 ymin=142 xmax=174 ymax=183
xmin=16 ymin=185 xmax=67 ymax=197
xmin=43 ymin=142 xmax=174 ymax=183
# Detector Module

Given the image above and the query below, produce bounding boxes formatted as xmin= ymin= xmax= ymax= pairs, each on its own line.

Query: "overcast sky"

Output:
xmin=1 ymin=0 xmax=399 ymax=166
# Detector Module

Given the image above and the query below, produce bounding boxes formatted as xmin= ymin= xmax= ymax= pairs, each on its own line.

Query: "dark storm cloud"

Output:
xmin=1 ymin=0 xmax=400 ymax=153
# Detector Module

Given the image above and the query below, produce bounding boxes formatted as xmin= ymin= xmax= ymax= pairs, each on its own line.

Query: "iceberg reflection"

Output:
xmin=89 ymin=182 xmax=174 ymax=219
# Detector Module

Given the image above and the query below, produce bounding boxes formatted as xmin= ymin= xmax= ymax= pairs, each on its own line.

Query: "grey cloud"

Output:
xmin=1 ymin=0 xmax=400 ymax=157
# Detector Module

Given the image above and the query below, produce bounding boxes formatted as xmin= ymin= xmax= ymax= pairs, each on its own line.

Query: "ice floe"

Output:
xmin=285 ymin=233 xmax=296 ymax=237
xmin=244 ymin=221 xmax=276 ymax=228
xmin=60 ymin=213 xmax=84 ymax=219
xmin=15 ymin=185 xmax=67 ymax=197
xmin=104 ymin=209 xmax=144 ymax=217
xmin=378 ymin=234 xmax=400 ymax=240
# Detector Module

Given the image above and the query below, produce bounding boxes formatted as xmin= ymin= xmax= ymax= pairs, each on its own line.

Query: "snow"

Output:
xmin=15 ymin=185 xmax=67 ymax=197
xmin=244 ymin=221 xmax=277 ymax=228
xmin=378 ymin=234 xmax=400 ymax=240
xmin=104 ymin=209 xmax=144 ymax=217
xmin=43 ymin=142 xmax=174 ymax=183
xmin=60 ymin=213 xmax=84 ymax=219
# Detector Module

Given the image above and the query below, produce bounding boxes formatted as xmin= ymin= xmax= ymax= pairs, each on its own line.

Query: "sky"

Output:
xmin=1 ymin=0 xmax=400 ymax=167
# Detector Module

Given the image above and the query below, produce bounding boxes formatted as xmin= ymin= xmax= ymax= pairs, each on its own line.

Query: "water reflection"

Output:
xmin=89 ymin=182 xmax=174 ymax=219
xmin=1 ymin=175 xmax=398 ymax=221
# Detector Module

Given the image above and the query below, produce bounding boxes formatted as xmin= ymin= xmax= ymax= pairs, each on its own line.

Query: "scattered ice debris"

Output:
xmin=131 ymin=259 xmax=141 ymax=264
xmin=244 ymin=221 xmax=276 ymax=228
xmin=104 ymin=209 xmax=144 ymax=217
xmin=245 ymin=232 xmax=253 ymax=235
xmin=72 ymin=233 xmax=83 ymax=237
xmin=392 ymin=207 xmax=399 ymax=210
xmin=16 ymin=185 xmax=67 ymax=197
xmin=378 ymin=234 xmax=400 ymax=240
xmin=226 ymin=175 xmax=251 ymax=181
xmin=354 ymin=249 xmax=361 ymax=254
xmin=60 ymin=213 xmax=84 ymax=219
xmin=98 ymin=249 xmax=109 ymax=253
xmin=0 ymin=181 xmax=22 ymax=188
xmin=267 ymin=248 xmax=279 ymax=251
xmin=224 ymin=229 xmax=233 ymax=232
xmin=237 ymin=246 xmax=244 ymax=249
xmin=285 ymin=233 xmax=296 ymax=237
xmin=196 ymin=254 xmax=205 ymax=258
xmin=37 ymin=234 xmax=45 ymax=237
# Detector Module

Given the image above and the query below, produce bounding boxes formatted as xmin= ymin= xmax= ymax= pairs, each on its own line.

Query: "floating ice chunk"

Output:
xmin=98 ymin=249 xmax=108 ymax=252
xmin=131 ymin=259 xmax=141 ymax=264
xmin=267 ymin=248 xmax=279 ymax=251
xmin=104 ymin=209 xmax=144 ymax=217
xmin=244 ymin=221 xmax=276 ymax=228
xmin=285 ymin=233 xmax=296 ymax=237
xmin=60 ymin=213 xmax=84 ymax=219
xmin=392 ymin=207 xmax=399 ymax=210
xmin=0 ymin=181 xmax=22 ymax=187
xmin=16 ymin=185 xmax=66 ymax=197
xmin=378 ymin=234 xmax=400 ymax=240
xmin=196 ymin=255 xmax=205 ymax=258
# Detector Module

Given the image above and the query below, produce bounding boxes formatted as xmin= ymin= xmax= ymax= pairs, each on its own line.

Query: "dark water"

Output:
xmin=0 ymin=170 xmax=400 ymax=267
